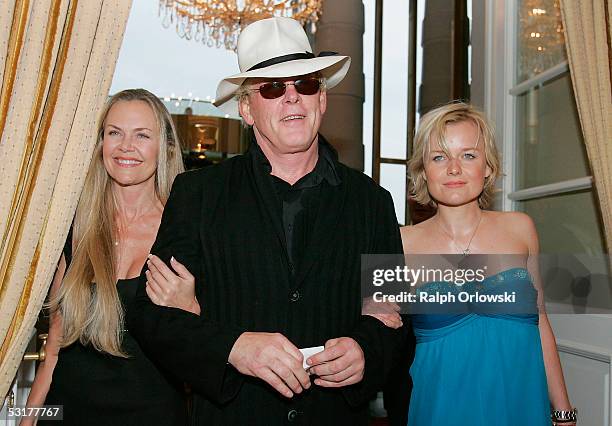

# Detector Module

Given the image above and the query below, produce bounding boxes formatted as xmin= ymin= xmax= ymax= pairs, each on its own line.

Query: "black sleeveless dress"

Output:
xmin=41 ymin=234 xmax=187 ymax=425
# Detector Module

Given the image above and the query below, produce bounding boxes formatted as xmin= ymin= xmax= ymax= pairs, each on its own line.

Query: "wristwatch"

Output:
xmin=551 ymin=407 xmax=577 ymax=424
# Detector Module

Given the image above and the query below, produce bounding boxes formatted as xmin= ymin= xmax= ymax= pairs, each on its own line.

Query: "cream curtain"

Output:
xmin=0 ymin=0 xmax=132 ymax=397
xmin=560 ymin=0 xmax=612 ymax=252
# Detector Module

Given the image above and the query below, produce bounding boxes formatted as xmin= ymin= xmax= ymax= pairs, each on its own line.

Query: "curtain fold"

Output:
xmin=559 ymin=0 xmax=612 ymax=252
xmin=0 ymin=0 xmax=28 ymax=143
xmin=0 ymin=0 xmax=132 ymax=398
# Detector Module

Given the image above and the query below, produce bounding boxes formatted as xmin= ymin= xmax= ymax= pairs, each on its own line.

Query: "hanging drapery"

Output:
xmin=0 ymin=0 xmax=132 ymax=397
xmin=559 ymin=0 xmax=612 ymax=252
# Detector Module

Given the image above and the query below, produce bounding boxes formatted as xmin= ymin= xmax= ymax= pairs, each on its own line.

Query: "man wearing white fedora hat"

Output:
xmin=129 ymin=16 xmax=409 ymax=425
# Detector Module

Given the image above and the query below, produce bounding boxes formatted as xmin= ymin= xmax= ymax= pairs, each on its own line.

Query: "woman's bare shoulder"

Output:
xmin=484 ymin=210 xmax=538 ymax=252
xmin=487 ymin=210 xmax=536 ymax=232
xmin=400 ymin=217 xmax=437 ymax=253
xmin=401 ymin=217 xmax=435 ymax=236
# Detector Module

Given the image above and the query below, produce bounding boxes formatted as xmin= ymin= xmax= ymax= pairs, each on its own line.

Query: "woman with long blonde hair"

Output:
xmin=24 ymin=89 xmax=193 ymax=425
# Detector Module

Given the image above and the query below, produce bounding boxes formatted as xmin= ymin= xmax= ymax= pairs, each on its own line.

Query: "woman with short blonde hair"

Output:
xmin=397 ymin=102 xmax=573 ymax=425
xmin=408 ymin=102 xmax=501 ymax=209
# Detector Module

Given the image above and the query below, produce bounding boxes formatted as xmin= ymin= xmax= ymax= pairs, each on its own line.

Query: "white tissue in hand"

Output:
xmin=299 ymin=346 xmax=324 ymax=369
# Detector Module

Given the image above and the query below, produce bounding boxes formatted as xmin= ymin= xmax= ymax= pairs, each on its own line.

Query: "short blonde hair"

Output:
xmin=408 ymin=102 xmax=501 ymax=208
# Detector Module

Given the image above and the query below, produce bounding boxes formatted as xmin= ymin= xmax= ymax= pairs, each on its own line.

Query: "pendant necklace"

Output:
xmin=438 ymin=212 xmax=483 ymax=258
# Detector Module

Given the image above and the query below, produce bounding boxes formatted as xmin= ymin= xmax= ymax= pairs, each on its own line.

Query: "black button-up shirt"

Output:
xmin=251 ymin=138 xmax=341 ymax=272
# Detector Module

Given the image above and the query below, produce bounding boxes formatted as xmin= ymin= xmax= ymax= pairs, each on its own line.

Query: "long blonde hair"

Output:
xmin=51 ymin=89 xmax=184 ymax=356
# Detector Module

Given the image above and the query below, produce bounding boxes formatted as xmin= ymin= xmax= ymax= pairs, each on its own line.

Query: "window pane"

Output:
xmin=516 ymin=74 xmax=589 ymax=188
xmin=380 ymin=163 xmax=406 ymax=225
xmin=363 ymin=0 xmax=376 ymax=176
xmin=380 ymin=0 xmax=409 ymax=160
xmin=518 ymin=190 xmax=606 ymax=254
xmin=111 ymin=1 xmax=237 ymax=105
xmin=517 ymin=0 xmax=566 ymax=83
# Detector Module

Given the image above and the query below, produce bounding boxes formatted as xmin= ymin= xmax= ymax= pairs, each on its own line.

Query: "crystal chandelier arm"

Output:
xmin=159 ymin=0 xmax=323 ymax=50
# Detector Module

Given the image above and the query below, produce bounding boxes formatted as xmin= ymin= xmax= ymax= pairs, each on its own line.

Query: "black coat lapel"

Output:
xmin=293 ymin=174 xmax=347 ymax=289
xmin=246 ymin=150 xmax=290 ymax=263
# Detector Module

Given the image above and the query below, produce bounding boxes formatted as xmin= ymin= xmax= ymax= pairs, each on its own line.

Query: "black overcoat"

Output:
xmin=128 ymin=139 xmax=407 ymax=425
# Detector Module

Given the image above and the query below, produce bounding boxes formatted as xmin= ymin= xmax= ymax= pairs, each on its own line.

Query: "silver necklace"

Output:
xmin=437 ymin=212 xmax=483 ymax=257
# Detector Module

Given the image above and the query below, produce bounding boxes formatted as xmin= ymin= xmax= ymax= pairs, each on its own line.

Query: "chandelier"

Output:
xmin=159 ymin=0 xmax=324 ymax=51
xmin=518 ymin=0 xmax=565 ymax=80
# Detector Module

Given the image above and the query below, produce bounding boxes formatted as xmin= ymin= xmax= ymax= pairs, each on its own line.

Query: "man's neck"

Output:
xmin=257 ymin=136 xmax=320 ymax=185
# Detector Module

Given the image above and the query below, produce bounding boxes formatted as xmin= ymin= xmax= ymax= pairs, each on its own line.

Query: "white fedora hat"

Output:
xmin=213 ymin=17 xmax=351 ymax=115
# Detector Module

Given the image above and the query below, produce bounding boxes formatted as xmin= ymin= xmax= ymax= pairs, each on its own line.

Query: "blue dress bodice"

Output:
xmin=411 ymin=267 xmax=539 ymax=332
xmin=407 ymin=267 xmax=550 ymax=426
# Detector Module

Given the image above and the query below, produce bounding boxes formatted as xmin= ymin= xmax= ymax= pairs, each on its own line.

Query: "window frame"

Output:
xmin=485 ymin=0 xmax=593 ymax=208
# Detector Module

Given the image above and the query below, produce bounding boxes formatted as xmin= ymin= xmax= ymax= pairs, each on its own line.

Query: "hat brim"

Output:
xmin=213 ymin=55 xmax=351 ymax=115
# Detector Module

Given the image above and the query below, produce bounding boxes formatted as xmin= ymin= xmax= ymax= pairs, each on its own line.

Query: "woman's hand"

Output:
xmin=145 ymin=255 xmax=200 ymax=315
xmin=19 ymin=413 xmax=37 ymax=426
xmin=361 ymin=298 xmax=403 ymax=329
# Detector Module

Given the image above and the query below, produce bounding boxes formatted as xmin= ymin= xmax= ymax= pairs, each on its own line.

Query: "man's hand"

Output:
xmin=361 ymin=298 xmax=403 ymax=329
xmin=145 ymin=254 xmax=200 ymax=315
xmin=306 ymin=337 xmax=365 ymax=388
xmin=228 ymin=332 xmax=311 ymax=398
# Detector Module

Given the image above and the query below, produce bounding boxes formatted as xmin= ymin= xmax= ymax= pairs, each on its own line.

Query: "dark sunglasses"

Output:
xmin=251 ymin=77 xmax=322 ymax=99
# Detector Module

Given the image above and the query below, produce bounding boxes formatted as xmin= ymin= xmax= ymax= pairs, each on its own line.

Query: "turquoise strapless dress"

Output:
xmin=408 ymin=268 xmax=550 ymax=426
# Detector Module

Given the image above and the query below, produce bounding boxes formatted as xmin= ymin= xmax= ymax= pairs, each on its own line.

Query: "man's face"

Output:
xmin=239 ymin=74 xmax=327 ymax=155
